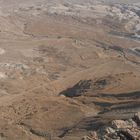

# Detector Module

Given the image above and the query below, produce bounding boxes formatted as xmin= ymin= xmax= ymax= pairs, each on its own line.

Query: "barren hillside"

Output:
xmin=0 ymin=0 xmax=139 ymax=140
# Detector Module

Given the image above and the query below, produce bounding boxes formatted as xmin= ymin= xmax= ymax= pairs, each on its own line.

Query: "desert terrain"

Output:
xmin=0 ymin=0 xmax=139 ymax=140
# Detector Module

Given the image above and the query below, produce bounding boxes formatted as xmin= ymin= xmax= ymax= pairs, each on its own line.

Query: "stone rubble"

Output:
xmin=83 ymin=112 xmax=140 ymax=140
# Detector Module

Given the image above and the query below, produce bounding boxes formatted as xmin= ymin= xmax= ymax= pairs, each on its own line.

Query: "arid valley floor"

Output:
xmin=0 ymin=0 xmax=139 ymax=140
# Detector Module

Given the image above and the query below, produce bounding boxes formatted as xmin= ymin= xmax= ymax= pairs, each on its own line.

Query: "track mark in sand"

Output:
xmin=18 ymin=123 xmax=52 ymax=140
xmin=30 ymin=129 xmax=51 ymax=140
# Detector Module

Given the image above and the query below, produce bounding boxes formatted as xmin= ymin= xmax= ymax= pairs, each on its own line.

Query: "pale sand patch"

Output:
xmin=0 ymin=48 xmax=5 ymax=55
xmin=0 ymin=72 xmax=6 ymax=78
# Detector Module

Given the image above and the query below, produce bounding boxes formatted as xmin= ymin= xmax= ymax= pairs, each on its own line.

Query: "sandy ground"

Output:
xmin=0 ymin=0 xmax=139 ymax=140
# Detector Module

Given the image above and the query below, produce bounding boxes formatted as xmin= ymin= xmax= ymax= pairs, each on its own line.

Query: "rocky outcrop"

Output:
xmin=59 ymin=75 xmax=120 ymax=97
xmin=82 ymin=112 xmax=140 ymax=140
